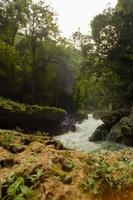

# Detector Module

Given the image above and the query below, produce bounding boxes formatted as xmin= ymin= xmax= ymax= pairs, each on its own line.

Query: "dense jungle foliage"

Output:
xmin=0 ymin=0 xmax=82 ymax=112
xmin=74 ymin=0 xmax=133 ymax=111
xmin=0 ymin=0 xmax=133 ymax=112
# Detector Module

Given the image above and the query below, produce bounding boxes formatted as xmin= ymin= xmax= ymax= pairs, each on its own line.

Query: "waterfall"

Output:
xmin=54 ymin=114 xmax=103 ymax=152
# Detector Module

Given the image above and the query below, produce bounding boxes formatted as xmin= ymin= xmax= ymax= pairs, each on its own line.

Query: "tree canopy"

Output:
xmin=74 ymin=0 xmax=133 ymax=111
xmin=0 ymin=0 xmax=82 ymax=111
xmin=0 ymin=0 xmax=133 ymax=113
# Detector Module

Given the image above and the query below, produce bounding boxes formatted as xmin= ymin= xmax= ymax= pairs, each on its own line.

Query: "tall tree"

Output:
xmin=73 ymin=0 xmax=133 ymax=110
xmin=24 ymin=0 xmax=58 ymax=103
xmin=0 ymin=0 xmax=30 ymax=45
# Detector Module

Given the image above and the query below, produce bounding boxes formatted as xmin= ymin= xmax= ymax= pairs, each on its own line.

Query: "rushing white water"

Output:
xmin=54 ymin=114 xmax=103 ymax=152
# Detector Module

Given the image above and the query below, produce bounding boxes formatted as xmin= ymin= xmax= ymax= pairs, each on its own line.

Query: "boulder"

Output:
xmin=60 ymin=115 xmax=76 ymax=133
xmin=60 ymin=120 xmax=71 ymax=133
xmin=70 ymin=124 xmax=76 ymax=132
xmin=89 ymin=124 xmax=110 ymax=141
xmin=90 ymin=109 xmax=133 ymax=146
xmin=100 ymin=109 xmax=130 ymax=126
xmin=109 ymin=114 xmax=133 ymax=145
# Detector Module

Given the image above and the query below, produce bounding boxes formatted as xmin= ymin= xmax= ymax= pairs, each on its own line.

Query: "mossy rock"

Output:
xmin=109 ymin=114 xmax=133 ymax=145
xmin=100 ymin=109 xmax=130 ymax=126
xmin=0 ymin=98 xmax=66 ymax=134
xmin=89 ymin=124 xmax=110 ymax=141
xmin=75 ymin=110 xmax=88 ymax=123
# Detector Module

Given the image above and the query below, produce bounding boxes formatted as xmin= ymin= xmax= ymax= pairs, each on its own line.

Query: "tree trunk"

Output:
xmin=31 ymin=38 xmax=36 ymax=104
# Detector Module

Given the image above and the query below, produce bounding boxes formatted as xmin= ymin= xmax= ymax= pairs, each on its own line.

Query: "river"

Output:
xmin=54 ymin=114 xmax=103 ymax=152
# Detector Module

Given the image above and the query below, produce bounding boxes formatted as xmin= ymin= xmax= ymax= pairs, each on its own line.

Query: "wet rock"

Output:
xmin=89 ymin=124 xmax=110 ymax=141
xmin=61 ymin=120 xmax=70 ymax=133
xmin=90 ymin=108 xmax=132 ymax=145
xmin=60 ymin=115 xmax=76 ymax=133
xmin=109 ymin=114 xmax=133 ymax=145
xmin=70 ymin=124 xmax=76 ymax=132
xmin=101 ymin=109 xmax=130 ymax=126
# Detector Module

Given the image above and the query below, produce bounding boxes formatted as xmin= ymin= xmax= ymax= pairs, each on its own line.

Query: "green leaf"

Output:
xmin=7 ymin=186 xmax=17 ymax=196
xmin=14 ymin=193 xmax=25 ymax=200
xmin=20 ymin=185 xmax=32 ymax=198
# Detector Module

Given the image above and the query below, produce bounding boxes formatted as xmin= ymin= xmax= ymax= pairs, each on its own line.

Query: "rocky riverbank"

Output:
xmin=0 ymin=129 xmax=133 ymax=200
xmin=89 ymin=107 xmax=133 ymax=146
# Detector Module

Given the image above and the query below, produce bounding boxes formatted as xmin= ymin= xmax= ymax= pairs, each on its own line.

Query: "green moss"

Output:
xmin=0 ymin=132 xmax=15 ymax=150
xmin=0 ymin=97 xmax=65 ymax=120
xmin=0 ymin=97 xmax=66 ymax=133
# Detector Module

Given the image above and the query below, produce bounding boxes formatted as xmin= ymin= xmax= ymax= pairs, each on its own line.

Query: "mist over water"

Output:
xmin=54 ymin=114 xmax=104 ymax=152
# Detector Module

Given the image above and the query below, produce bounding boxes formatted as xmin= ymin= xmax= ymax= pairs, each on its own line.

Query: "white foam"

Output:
xmin=54 ymin=114 xmax=103 ymax=152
